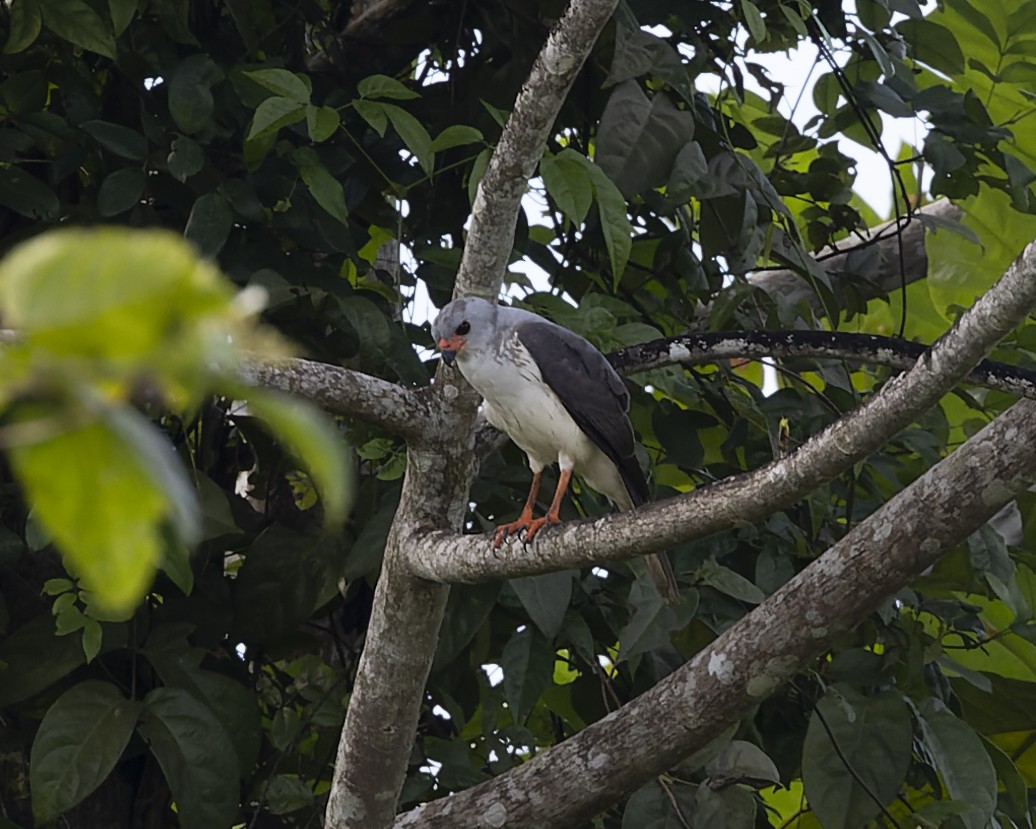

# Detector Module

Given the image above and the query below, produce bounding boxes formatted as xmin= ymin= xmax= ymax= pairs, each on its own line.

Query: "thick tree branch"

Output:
xmin=241 ymin=357 xmax=433 ymax=440
xmin=324 ymin=2 xmax=618 ymax=827
xmin=454 ymin=0 xmax=620 ymax=299
xmin=610 ymin=330 xmax=1036 ymax=402
xmin=410 ymin=240 xmax=1036 ymax=583
xmin=396 ymin=397 xmax=1036 ymax=828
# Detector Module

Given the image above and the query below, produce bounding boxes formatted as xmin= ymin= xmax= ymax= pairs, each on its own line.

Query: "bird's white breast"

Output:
xmin=458 ymin=332 xmax=596 ymax=473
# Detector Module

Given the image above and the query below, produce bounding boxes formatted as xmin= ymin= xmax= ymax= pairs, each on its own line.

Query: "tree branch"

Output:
xmin=454 ymin=0 xmax=620 ymax=299
xmin=324 ymin=2 xmax=619 ymax=827
xmin=395 ymin=396 xmax=1036 ymax=828
xmin=610 ymin=330 xmax=1036 ymax=402
xmin=241 ymin=356 xmax=434 ymax=440
xmin=746 ymin=199 xmax=963 ymax=318
xmin=410 ymin=240 xmax=1036 ymax=583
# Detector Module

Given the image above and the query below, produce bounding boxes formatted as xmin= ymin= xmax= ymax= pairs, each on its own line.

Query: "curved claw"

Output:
xmin=493 ymin=516 xmax=533 ymax=548
xmin=521 ymin=513 xmax=560 ymax=544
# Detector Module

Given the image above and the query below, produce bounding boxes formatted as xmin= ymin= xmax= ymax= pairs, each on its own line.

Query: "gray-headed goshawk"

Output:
xmin=432 ymin=297 xmax=679 ymax=603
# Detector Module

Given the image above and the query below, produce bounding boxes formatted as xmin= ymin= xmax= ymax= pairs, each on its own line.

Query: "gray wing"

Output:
xmin=515 ymin=320 xmax=650 ymax=506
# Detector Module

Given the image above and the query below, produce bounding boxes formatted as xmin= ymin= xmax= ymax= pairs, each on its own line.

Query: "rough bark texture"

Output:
xmin=610 ymin=330 xmax=1036 ymax=401
xmin=241 ymin=357 xmax=433 ymax=441
xmin=411 ymin=241 xmax=1036 ymax=583
xmin=323 ymin=2 xmax=619 ymax=826
xmin=395 ymin=397 xmax=1036 ymax=828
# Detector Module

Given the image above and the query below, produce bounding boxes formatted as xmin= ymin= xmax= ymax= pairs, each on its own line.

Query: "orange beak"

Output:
xmin=438 ymin=335 xmax=465 ymax=365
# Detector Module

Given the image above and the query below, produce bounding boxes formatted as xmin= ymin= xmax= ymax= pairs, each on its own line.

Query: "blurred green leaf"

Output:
xmin=241 ymin=389 xmax=352 ymax=526
xmin=8 ymin=405 xmax=197 ymax=613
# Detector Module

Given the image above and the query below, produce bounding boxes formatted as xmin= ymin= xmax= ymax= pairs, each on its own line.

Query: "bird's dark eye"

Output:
xmin=455 ymin=321 xmax=471 ymax=336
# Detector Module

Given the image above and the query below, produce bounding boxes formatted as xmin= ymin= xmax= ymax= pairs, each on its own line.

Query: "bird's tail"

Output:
xmin=645 ymin=552 xmax=680 ymax=604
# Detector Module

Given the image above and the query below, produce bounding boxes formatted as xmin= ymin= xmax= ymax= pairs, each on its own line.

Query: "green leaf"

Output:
xmin=0 ymin=227 xmax=235 ymax=365
xmin=81 ymin=618 xmax=102 ymax=661
xmin=0 ymin=166 xmax=59 ymax=220
xmin=38 ymin=0 xmax=115 ymax=58
xmin=468 ymin=146 xmax=492 ymax=206
xmin=184 ymin=192 xmax=233 ymax=257
xmin=167 ymin=135 xmax=205 ymax=182
xmin=97 ymin=168 xmax=145 ymax=217
xmin=802 ymin=688 xmax=912 ymax=829
xmin=4 ymin=0 xmax=42 ymax=53
xmin=382 ymin=103 xmax=433 ymax=176
xmin=80 ymin=120 xmax=147 ymax=161
xmin=242 ymin=389 xmax=352 ymax=526
xmin=925 ymin=187 xmax=1036 ymax=316
xmin=700 ymin=558 xmax=765 ymax=604
xmin=896 ymin=18 xmax=965 ymax=75
xmin=354 ymin=99 xmax=388 ymax=136
xmin=622 ymin=780 xmax=696 ymax=827
xmin=145 ymin=645 xmax=261 ymax=776
xmin=540 ymin=153 xmax=593 ymax=226
xmin=30 ymin=681 xmax=143 ymax=822
xmin=694 ymin=785 xmax=757 ymax=828
xmin=510 ymin=571 xmax=573 ymax=639
xmin=501 ymin=626 xmax=554 ymax=725
xmin=7 ymin=407 xmax=193 ymax=614
xmin=306 ymin=104 xmax=340 ymax=142
xmin=168 ymin=55 xmax=221 ymax=135
xmin=357 ymin=73 xmax=419 ymax=100
xmin=596 ymin=81 xmax=695 ymax=198
xmin=429 ymin=124 xmax=483 ymax=153
xmin=667 ymin=140 xmax=709 ymax=200
xmin=42 ymin=578 xmax=73 ymax=596
xmin=740 ymin=0 xmax=767 ymax=42
xmin=860 ymin=30 xmax=894 ymax=78
xmin=243 ymin=68 xmax=311 ymax=103
xmin=246 ymin=95 xmax=307 ymax=141
xmin=264 ymin=775 xmax=314 ymax=815
xmin=0 ymin=614 xmax=85 ymax=706
xmin=292 ymin=146 xmax=349 ymax=226
xmin=138 ymin=687 xmax=239 ymax=829
xmin=706 ymin=740 xmax=781 ymax=786
xmin=230 ymin=526 xmax=347 ymax=645
xmin=918 ymin=700 xmax=997 ymax=829
xmin=107 ymin=0 xmax=137 ymax=35
xmin=576 ymin=158 xmax=632 ymax=287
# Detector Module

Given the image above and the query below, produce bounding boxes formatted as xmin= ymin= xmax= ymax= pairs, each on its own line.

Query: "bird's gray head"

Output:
xmin=431 ymin=297 xmax=503 ymax=367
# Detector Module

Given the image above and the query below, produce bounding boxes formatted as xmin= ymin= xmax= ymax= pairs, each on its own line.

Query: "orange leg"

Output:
xmin=522 ymin=468 xmax=572 ymax=543
xmin=493 ymin=471 xmax=543 ymax=547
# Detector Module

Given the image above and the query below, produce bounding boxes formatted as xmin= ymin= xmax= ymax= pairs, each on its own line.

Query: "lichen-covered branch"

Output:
xmin=323 ymin=2 xmax=619 ymax=827
xmin=240 ymin=356 xmax=433 ymax=440
xmin=410 ymin=240 xmax=1036 ymax=583
xmin=396 ymin=397 xmax=1036 ymax=828
xmin=610 ymin=329 xmax=1036 ymax=402
xmin=454 ymin=0 xmax=620 ymax=299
